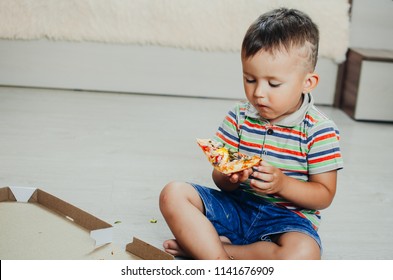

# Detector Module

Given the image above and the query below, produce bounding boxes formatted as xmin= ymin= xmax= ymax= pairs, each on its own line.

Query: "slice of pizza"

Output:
xmin=196 ymin=138 xmax=262 ymax=174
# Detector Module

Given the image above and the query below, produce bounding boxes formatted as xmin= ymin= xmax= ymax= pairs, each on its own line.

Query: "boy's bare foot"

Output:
xmin=163 ymin=239 xmax=188 ymax=257
xmin=163 ymin=236 xmax=232 ymax=258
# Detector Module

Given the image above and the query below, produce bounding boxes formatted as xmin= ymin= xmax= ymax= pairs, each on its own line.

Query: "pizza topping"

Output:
xmin=211 ymin=147 xmax=229 ymax=166
xmin=197 ymin=138 xmax=262 ymax=174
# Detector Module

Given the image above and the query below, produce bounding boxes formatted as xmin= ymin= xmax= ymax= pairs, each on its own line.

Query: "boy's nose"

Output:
xmin=253 ymin=84 xmax=268 ymax=98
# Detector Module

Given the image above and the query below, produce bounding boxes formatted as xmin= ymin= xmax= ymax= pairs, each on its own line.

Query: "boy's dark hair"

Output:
xmin=242 ymin=8 xmax=319 ymax=71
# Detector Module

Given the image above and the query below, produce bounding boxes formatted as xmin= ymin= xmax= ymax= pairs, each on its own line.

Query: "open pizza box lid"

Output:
xmin=0 ymin=186 xmax=174 ymax=260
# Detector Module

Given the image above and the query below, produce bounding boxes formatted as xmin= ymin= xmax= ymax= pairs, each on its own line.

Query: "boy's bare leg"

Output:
xmin=159 ymin=181 xmax=231 ymax=260
xmin=223 ymin=232 xmax=321 ymax=260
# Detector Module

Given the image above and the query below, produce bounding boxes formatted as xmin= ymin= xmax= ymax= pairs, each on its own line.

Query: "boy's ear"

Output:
xmin=303 ymin=72 xmax=319 ymax=93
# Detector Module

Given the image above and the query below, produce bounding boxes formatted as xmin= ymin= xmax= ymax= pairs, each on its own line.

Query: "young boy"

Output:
xmin=159 ymin=8 xmax=343 ymax=260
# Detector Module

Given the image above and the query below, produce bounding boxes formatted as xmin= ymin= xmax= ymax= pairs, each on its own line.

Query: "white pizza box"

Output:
xmin=0 ymin=186 xmax=174 ymax=260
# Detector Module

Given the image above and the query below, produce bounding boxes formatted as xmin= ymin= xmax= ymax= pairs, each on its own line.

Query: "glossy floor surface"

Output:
xmin=1 ymin=86 xmax=392 ymax=259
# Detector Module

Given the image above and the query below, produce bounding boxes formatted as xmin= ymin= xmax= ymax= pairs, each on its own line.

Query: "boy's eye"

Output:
xmin=245 ymin=78 xmax=256 ymax=84
xmin=269 ymin=82 xmax=281 ymax=88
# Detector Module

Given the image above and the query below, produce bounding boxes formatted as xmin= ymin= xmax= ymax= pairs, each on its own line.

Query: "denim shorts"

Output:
xmin=191 ymin=183 xmax=322 ymax=250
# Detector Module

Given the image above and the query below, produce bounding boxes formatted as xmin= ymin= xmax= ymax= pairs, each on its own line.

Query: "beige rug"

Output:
xmin=0 ymin=0 xmax=349 ymax=62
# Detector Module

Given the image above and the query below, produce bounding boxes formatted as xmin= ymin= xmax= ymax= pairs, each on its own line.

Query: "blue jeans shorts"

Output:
xmin=191 ymin=183 xmax=322 ymax=250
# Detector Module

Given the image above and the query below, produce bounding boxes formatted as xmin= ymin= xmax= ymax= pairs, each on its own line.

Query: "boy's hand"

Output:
xmin=226 ymin=168 xmax=253 ymax=184
xmin=249 ymin=161 xmax=288 ymax=194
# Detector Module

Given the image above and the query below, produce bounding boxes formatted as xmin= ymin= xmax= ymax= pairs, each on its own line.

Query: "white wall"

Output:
xmin=0 ymin=39 xmax=338 ymax=104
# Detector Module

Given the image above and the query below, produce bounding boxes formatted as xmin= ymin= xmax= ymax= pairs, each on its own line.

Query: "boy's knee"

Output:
xmin=275 ymin=232 xmax=321 ymax=260
xmin=159 ymin=181 xmax=187 ymax=210
xmin=160 ymin=181 xmax=184 ymax=196
xmin=160 ymin=181 xmax=204 ymax=216
xmin=280 ymin=239 xmax=320 ymax=260
xmin=291 ymin=244 xmax=320 ymax=260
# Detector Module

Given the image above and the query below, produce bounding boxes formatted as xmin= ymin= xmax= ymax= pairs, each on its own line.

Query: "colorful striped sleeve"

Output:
xmin=307 ymin=119 xmax=344 ymax=174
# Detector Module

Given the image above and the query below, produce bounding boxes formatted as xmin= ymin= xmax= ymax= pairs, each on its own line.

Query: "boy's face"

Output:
xmin=241 ymin=47 xmax=316 ymax=124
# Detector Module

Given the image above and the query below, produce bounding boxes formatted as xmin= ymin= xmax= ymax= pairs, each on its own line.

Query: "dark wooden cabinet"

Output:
xmin=340 ymin=48 xmax=393 ymax=122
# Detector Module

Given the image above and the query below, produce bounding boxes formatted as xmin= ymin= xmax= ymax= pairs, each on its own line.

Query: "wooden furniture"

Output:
xmin=340 ymin=48 xmax=393 ymax=122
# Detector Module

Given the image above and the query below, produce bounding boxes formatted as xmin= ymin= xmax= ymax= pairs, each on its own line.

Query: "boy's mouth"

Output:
xmin=254 ymin=103 xmax=269 ymax=110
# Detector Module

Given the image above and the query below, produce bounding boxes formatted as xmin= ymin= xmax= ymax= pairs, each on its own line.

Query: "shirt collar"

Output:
xmin=245 ymin=93 xmax=314 ymax=127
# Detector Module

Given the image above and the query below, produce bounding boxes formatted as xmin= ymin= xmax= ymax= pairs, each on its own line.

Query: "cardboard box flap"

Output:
xmin=0 ymin=186 xmax=15 ymax=202
xmin=126 ymin=237 xmax=174 ymax=260
xmin=30 ymin=188 xmax=112 ymax=231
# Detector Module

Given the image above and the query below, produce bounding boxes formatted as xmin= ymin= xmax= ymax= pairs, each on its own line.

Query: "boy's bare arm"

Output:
xmin=250 ymin=161 xmax=337 ymax=210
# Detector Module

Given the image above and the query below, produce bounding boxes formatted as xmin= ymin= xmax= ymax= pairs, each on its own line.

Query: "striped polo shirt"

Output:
xmin=214 ymin=93 xmax=343 ymax=229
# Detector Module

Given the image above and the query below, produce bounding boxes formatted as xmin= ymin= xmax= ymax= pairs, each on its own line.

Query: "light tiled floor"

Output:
xmin=1 ymin=86 xmax=392 ymax=259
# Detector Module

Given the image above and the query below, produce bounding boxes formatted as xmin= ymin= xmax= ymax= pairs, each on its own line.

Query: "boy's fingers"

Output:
xmin=227 ymin=173 xmax=238 ymax=183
